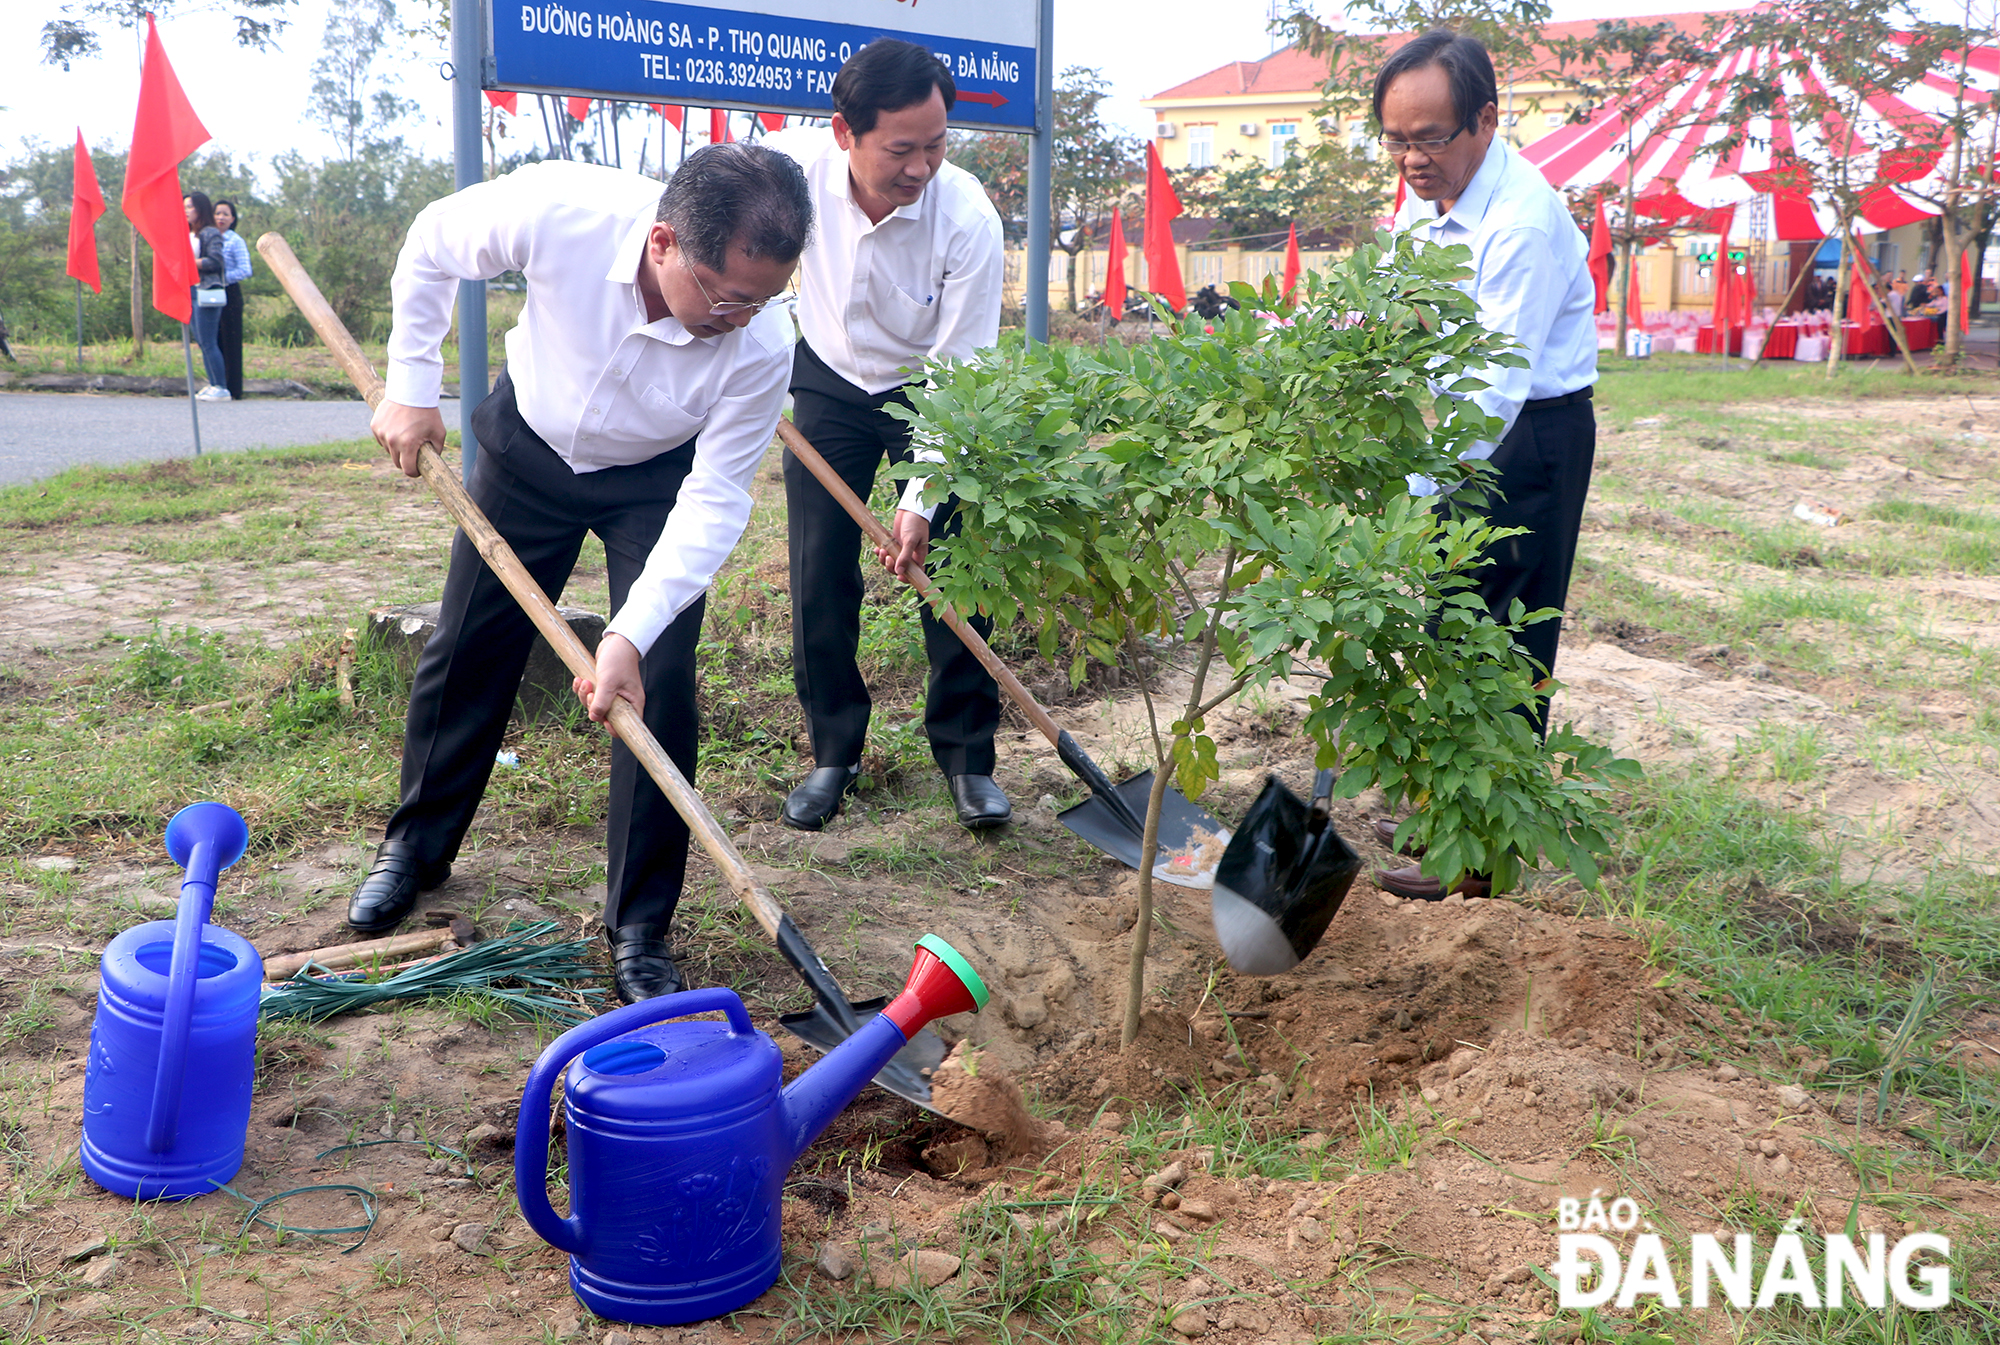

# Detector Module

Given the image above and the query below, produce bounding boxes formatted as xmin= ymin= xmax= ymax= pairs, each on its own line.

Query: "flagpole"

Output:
xmin=75 ymin=279 xmax=84 ymax=369
xmin=181 ymin=323 xmax=203 ymax=456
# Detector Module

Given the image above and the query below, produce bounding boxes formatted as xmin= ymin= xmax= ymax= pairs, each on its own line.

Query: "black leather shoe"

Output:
xmin=782 ymin=766 xmax=858 ymax=831
xmin=346 ymin=840 xmax=450 ymax=934
xmin=608 ymin=925 xmax=686 ymax=1004
xmin=948 ymin=774 xmax=1012 ymax=830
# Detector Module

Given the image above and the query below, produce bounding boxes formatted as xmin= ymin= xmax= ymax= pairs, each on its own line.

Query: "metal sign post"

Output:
xmin=1023 ymin=0 xmax=1052 ymax=341
xmin=475 ymin=0 xmax=1049 ymax=336
xmin=452 ymin=0 xmax=488 ymax=483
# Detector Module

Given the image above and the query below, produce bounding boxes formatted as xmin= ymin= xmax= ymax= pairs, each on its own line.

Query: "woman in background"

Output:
xmin=215 ymin=199 xmax=252 ymax=401
xmin=184 ymin=191 xmax=230 ymax=401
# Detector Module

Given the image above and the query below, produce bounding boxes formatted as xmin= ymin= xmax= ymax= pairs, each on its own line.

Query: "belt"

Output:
xmin=1523 ymin=386 xmax=1593 ymax=411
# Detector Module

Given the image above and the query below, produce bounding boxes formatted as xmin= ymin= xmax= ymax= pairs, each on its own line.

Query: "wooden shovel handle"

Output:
xmin=774 ymin=419 xmax=1067 ymax=750
xmin=255 ymin=232 xmax=790 ymax=942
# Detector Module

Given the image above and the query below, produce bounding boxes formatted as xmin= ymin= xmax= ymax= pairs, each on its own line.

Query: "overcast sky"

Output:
xmin=4 ymin=0 xmax=1765 ymax=187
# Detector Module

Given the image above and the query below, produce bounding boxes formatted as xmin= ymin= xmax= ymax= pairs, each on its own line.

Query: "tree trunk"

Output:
xmin=1121 ymin=762 xmax=1174 ymax=1048
xmin=1826 ymin=225 xmax=1854 ymax=375
xmin=1941 ymin=222 xmax=1965 ymax=369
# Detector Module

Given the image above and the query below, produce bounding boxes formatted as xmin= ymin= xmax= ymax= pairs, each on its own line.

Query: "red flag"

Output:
xmin=484 ymin=90 xmax=517 ymax=114
xmin=1708 ymin=208 xmax=1736 ymax=335
xmin=1281 ymin=221 xmax=1302 ymax=299
xmin=1101 ymin=205 xmax=1126 ymax=320
xmin=565 ymin=96 xmax=590 ymax=121
xmin=758 ymin=113 xmax=785 ymax=133
xmin=649 ymin=103 xmax=685 ymax=130
xmin=1587 ymin=202 xmax=1612 ymax=315
xmin=1960 ymin=248 xmax=1974 ymax=334
xmin=121 ymin=15 xmax=210 ymax=324
xmin=68 ymin=130 xmax=106 ymax=293
xmin=1627 ymin=253 xmax=1646 ymax=332
xmin=1142 ymin=142 xmax=1185 ymax=311
xmin=1847 ymin=235 xmax=1877 ymax=326
xmin=1392 ymin=176 xmax=1407 ymax=218
xmin=710 ymin=109 xmax=732 ymax=143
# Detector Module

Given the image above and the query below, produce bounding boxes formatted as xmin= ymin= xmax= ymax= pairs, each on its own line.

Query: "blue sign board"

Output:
xmin=489 ymin=0 xmax=1038 ymax=131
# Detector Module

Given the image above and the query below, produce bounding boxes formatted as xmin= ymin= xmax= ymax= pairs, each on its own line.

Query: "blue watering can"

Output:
xmin=81 ymin=802 xmax=262 ymax=1200
xmin=517 ymin=935 xmax=988 ymax=1325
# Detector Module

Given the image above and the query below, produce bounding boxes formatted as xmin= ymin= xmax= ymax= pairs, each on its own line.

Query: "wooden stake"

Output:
xmin=264 ymin=928 xmax=453 ymax=982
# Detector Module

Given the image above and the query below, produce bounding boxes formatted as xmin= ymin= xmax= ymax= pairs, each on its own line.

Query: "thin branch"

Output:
xmin=1195 ymin=674 xmax=1255 ymax=719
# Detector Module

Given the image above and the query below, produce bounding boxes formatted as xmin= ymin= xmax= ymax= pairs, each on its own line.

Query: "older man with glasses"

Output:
xmin=352 ymin=144 xmax=813 ymax=1002
xmin=1367 ymin=31 xmax=1598 ymax=902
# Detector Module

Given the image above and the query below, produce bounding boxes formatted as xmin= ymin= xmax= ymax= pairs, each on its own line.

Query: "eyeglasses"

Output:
xmin=677 ymin=249 xmax=777 ymax=316
xmin=1378 ymin=127 xmax=1466 ymax=156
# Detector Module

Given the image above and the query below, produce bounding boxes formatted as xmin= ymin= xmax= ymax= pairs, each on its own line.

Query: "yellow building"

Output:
xmin=1143 ymin=16 xmax=1708 ymax=174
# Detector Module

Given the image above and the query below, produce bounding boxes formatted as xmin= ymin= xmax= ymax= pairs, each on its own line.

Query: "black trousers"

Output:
xmin=785 ymin=342 xmax=998 ymax=777
xmin=219 ymin=283 xmax=245 ymax=401
xmin=1446 ymin=393 xmax=1597 ymax=739
xmin=385 ymin=371 xmax=705 ymax=934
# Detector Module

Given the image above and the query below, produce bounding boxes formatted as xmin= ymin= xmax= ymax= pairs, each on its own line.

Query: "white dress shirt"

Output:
xmin=1395 ymin=139 xmax=1596 ymax=480
xmin=384 ymin=160 xmax=794 ymax=656
xmin=764 ymin=125 xmax=1002 ymax=516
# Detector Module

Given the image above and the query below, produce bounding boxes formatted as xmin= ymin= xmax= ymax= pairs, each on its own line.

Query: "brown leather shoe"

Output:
xmin=1371 ymin=818 xmax=1426 ymax=857
xmin=1372 ymin=864 xmax=1492 ymax=901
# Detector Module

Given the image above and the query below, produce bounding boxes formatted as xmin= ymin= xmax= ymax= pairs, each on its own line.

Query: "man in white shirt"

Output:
xmin=354 ymin=145 xmax=812 ymax=1003
xmin=1369 ymin=31 xmax=1598 ymax=901
xmin=764 ymin=40 xmax=1009 ymax=833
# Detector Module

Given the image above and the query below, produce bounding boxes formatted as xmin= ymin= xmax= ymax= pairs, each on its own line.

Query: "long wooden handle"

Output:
xmin=774 ymin=419 xmax=1066 ymax=750
xmin=256 ymin=232 xmax=790 ymax=942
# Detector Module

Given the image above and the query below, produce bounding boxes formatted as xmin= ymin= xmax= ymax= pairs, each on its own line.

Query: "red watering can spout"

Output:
xmin=883 ymin=935 xmax=988 ymax=1037
xmin=779 ymin=936 xmax=987 ymax=1162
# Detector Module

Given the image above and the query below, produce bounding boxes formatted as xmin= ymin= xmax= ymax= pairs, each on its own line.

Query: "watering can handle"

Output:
xmin=146 ymin=803 xmax=249 ymax=1154
xmin=514 ymin=988 xmax=755 ymax=1255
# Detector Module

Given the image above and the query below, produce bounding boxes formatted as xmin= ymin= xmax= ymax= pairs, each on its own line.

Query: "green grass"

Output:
xmin=1586 ymin=768 xmax=2000 ymax=1181
xmin=1596 ymin=352 xmax=1942 ymax=421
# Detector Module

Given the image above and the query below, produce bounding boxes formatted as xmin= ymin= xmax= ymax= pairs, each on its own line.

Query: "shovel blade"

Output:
xmin=778 ymin=996 xmax=948 ymax=1113
xmin=1211 ymin=774 xmax=1361 ymax=975
xmin=1058 ymin=770 xmax=1232 ymax=890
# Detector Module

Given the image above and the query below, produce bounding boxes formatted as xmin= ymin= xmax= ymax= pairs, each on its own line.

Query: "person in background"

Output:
xmin=764 ymin=39 xmax=1010 ymax=835
xmin=184 ymin=192 xmax=231 ymax=402
xmin=1908 ymin=273 xmax=1933 ymax=310
xmin=1367 ymin=31 xmax=1597 ymax=901
xmin=214 ymin=200 xmax=252 ymax=402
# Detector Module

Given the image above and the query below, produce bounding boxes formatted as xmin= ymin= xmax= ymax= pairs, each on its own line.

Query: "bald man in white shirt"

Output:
xmin=353 ymin=145 xmax=812 ymax=1003
xmin=1369 ymin=31 xmax=1598 ymax=901
xmin=765 ymin=39 xmax=1009 ymax=834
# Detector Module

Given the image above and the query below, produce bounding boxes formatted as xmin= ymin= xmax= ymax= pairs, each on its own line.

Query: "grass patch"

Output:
xmin=1590 ymin=768 xmax=2000 ymax=1179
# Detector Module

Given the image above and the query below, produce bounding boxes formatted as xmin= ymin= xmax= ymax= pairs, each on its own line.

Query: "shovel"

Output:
xmin=1210 ymin=768 xmax=1361 ymax=975
xmin=256 ymin=233 xmax=949 ymax=1112
xmin=775 ymin=420 xmax=1232 ymax=889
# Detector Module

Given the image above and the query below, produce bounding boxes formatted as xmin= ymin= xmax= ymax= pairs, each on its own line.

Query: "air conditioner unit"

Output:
xmin=1154 ymin=122 xmax=1177 ymax=138
xmin=1239 ymin=122 xmax=1261 ymax=136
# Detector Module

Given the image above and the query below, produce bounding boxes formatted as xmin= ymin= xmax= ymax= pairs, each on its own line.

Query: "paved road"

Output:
xmin=0 ymin=393 xmax=460 ymax=487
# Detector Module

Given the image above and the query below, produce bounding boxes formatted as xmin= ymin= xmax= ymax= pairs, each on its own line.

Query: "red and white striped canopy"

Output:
xmin=1522 ymin=27 xmax=2000 ymax=238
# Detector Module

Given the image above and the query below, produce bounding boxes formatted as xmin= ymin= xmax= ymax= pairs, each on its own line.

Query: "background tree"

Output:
xmin=40 ymin=0 xmax=294 ymax=70
xmin=1276 ymin=0 xmax=1555 ymax=237
xmin=951 ymin=67 xmax=1140 ymax=308
xmin=39 ymin=0 xmax=298 ymax=356
xmin=1704 ymin=1 xmax=1957 ymax=373
xmin=1545 ymin=19 xmax=1712 ymax=359
xmin=1174 ymin=144 xmax=1387 ymax=245
xmin=0 ymin=139 xmax=450 ymax=351
xmin=1883 ymin=7 xmax=2000 ymax=369
xmin=308 ymin=0 xmax=419 ymax=161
